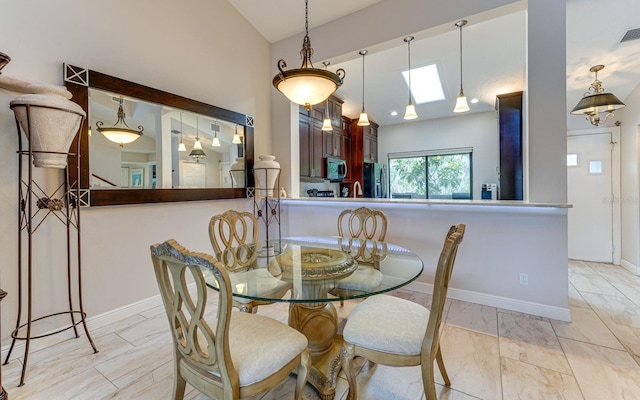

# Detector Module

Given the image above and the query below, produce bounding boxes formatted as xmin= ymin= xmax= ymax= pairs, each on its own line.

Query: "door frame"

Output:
xmin=567 ymin=127 xmax=621 ymax=264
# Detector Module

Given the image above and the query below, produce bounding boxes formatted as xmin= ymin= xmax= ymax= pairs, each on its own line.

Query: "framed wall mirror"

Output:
xmin=64 ymin=63 xmax=254 ymax=206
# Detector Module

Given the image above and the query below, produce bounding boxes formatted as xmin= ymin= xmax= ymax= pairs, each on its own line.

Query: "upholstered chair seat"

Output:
xmin=217 ymin=312 xmax=308 ymax=386
xmin=343 ymin=294 xmax=429 ymax=355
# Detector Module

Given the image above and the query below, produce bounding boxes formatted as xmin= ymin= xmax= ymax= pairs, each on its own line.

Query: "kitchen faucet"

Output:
xmin=353 ymin=181 xmax=363 ymax=198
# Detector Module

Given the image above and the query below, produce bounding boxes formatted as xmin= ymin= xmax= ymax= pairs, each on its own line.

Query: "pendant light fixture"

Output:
xmin=571 ymin=65 xmax=626 ymax=126
xmin=232 ymin=124 xmax=242 ymax=144
xmin=453 ymin=20 xmax=470 ymax=113
xmin=192 ymin=116 xmax=203 ymax=150
xmin=211 ymin=120 xmax=221 ymax=147
xmin=403 ymin=36 xmax=418 ymax=120
xmin=189 ymin=117 xmax=206 ymax=162
xmin=96 ymin=96 xmax=144 ymax=147
xmin=321 ymin=61 xmax=333 ymax=131
xmin=272 ymin=0 xmax=345 ymax=111
xmin=177 ymin=113 xmax=186 ymax=152
xmin=357 ymin=50 xmax=370 ymax=126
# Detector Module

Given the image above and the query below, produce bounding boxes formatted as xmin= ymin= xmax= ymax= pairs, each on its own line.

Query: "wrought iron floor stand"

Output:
xmin=3 ymin=106 xmax=98 ymax=386
xmin=253 ymin=167 xmax=282 ymax=260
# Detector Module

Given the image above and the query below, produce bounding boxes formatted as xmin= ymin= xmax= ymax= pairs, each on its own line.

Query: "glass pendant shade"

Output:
xmin=211 ymin=120 xmax=221 ymax=146
xmin=571 ymin=65 xmax=625 ymax=126
xmin=454 ymin=93 xmax=470 ymax=113
xmin=212 ymin=135 xmax=221 ymax=147
xmin=358 ymin=112 xmax=370 ymax=126
xmin=357 ymin=50 xmax=370 ymax=126
xmin=404 ymin=103 xmax=418 ymax=119
xmin=453 ymin=20 xmax=470 ymax=113
xmin=403 ymin=36 xmax=418 ymax=120
xmin=321 ymin=117 xmax=332 ymax=131
xmin=321 ymin=62 xmax=334 ymax=131
xmin=272 ymin=0 xmax=345 ymax=110
xmin=232 ymin=125 xmax=242 ymax=144
xmin=193 ymin=116 xmax=203 ymax=149
xmin=96 ymin=96 xmax=144 ymax=147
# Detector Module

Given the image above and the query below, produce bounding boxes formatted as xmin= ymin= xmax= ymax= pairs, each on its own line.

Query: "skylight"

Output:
xmin=402 ymin=64 xmax=445 ymax=104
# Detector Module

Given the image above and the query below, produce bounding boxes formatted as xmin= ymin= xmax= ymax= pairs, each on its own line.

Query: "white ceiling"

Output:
xmin=229 ymin=0 xmax=640 ymax=128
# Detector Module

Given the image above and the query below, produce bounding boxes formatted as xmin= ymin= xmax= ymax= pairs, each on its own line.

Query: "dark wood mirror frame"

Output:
xmin=63 ymin=63 xmax=254 ymax=206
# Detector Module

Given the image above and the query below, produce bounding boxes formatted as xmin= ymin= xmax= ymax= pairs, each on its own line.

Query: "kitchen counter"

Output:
xmin=283 ymin=197 xmax=571 ymax=212
xmin=280 ymin=196 xmax=571 ymax=321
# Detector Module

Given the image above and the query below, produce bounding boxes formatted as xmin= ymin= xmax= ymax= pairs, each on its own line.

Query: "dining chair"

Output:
xmin=335 ymin=207 xmax=388 ymax=305
xmin=150 ymin=239 xmax=310 ymax=400
xmin=337 ymin=206 xmax=388 ymax=241
xmin=209 ymin=210 xmax=289 ymax=313
xmin=340 ymin=224 xmax=466 ymax=400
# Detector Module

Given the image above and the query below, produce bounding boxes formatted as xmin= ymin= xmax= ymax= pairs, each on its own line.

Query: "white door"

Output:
xmin=567 ymin=128 xmax=620 ymax=264
xmin=180 ymin=161 xmax=206 ymax=188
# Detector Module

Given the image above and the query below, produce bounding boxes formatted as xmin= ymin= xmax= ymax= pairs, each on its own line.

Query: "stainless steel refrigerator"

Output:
xmin=363 ymin=162 xmax=387 ymax=198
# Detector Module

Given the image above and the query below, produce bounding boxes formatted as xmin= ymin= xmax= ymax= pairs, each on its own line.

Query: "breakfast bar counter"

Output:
xmin=280 ymin=197 xmax=572 ymax=321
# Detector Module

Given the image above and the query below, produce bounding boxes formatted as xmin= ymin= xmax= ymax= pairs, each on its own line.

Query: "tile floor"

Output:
xmin=3 ymin=259 xmax=640 ymax=399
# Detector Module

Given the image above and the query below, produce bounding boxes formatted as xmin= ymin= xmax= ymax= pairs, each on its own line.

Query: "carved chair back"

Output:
xmin=150 ymin=239 xmax=238 ymax=397
xmin=337 ymin=207 xmax=388 ymax=241
xmin=209 ymin=210 xmax=258 ymax=272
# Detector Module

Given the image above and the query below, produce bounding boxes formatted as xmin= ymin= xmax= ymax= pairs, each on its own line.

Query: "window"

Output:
xmin=389 ymin=149 xmax=472 ymax=199
xmin=401 ymin=64 xmax=445 ymax=104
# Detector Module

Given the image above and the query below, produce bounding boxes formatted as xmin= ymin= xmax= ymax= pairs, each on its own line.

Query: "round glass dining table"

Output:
xmin=206 ymin=236 xmax=424 ymax=400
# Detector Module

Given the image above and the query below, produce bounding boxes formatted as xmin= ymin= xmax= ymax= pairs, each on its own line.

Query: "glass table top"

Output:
xmin=204 ymin=236 xmax=424 ymax=304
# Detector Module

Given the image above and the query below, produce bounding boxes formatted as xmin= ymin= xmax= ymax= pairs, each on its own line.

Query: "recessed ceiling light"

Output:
xmin=470 ymin=98 xmax=479 ymax=104
xmin=391 ymin=111 xmax=398 ymax=116
xmin=402 ymin=64 xmax=445 ymax=104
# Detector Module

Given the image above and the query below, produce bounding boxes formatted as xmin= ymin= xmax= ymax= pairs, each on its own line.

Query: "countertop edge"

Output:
xmin=280 ymin=197 xmax=572 ymax=209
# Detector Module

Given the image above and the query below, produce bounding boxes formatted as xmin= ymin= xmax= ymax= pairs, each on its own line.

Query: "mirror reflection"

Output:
xmin=88 ymin=88 xmax=245 ymax=190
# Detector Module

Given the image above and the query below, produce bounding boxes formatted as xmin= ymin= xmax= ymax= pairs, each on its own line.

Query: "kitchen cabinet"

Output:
xmin=299 ymin=95 xmax=344 ymax=180
xmin=496 ymin=91 xmax=523 ymax=200
xmin=350 ymin=119 xmax=379 ymax=188
xmin=299 ymin=114 xmax=323 ymax=179
xmin=341 ymin=116 xmax=352 ymax=182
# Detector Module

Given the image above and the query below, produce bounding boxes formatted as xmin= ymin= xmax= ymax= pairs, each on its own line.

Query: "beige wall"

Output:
xmin=619 ymin=82 xmax=640 ymax=270
xmin=0 ymin=0 xmax=271 ymax=340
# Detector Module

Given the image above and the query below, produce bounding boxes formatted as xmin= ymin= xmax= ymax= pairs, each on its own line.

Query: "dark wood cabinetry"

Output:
xmin=299 ymin=95 xmax=344 ymax=180
xmin=341 ymin=116 xmax=352 ymax=182
xmin=299 ymin=113 xmax=323 ymax=179
xmin=349 ymin=119 xmax=379 ymax=189
xmin=496 ymin=91 xmax=523 ymax=200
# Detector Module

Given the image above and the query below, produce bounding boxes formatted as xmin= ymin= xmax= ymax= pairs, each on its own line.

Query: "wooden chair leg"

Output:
xmin=340 ymin=300 xmax=344 ymax=307
xmin=421 ymin=358 xmax=437 ymax=400
xmin=436 ymin=347 xmax=451 ymax=386
xmin=173 ymin=358 xmax=187 ymax=400
xmin=294 ymin=349 xmax=311 ymax=400
xmin=341 ymin=343 xmax=358 ymax=400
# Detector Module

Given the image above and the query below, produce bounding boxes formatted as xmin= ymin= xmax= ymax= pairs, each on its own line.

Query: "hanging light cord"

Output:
xmin=458 ymin=23 xmax=464 ymax=94
xmin=407 ymin=39 xmax=412 ymax=103
xmin=361 ymin=51 xmax=366 ymax=112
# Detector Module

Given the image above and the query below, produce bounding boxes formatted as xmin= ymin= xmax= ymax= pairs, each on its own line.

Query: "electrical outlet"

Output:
xmin=519 ymin=273 xmax=528 ymax=286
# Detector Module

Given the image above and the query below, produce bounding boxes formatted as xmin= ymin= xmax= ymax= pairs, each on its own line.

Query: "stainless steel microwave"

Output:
xmin=326 ymin=157 xmax=347 ymax=181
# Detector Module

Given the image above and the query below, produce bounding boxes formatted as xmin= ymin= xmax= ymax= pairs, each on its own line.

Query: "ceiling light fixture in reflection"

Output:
xmin=96 ymin=96 xmax=144 ymax=147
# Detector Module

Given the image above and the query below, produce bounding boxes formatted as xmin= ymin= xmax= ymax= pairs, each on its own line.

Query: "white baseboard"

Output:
xmin=405 ymin=281 xmax=571 ymax=322
xmin=621 ymin=258 xmax=640 ymax=276
xmin=2 ymin=292 xmax=164 ymax=361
